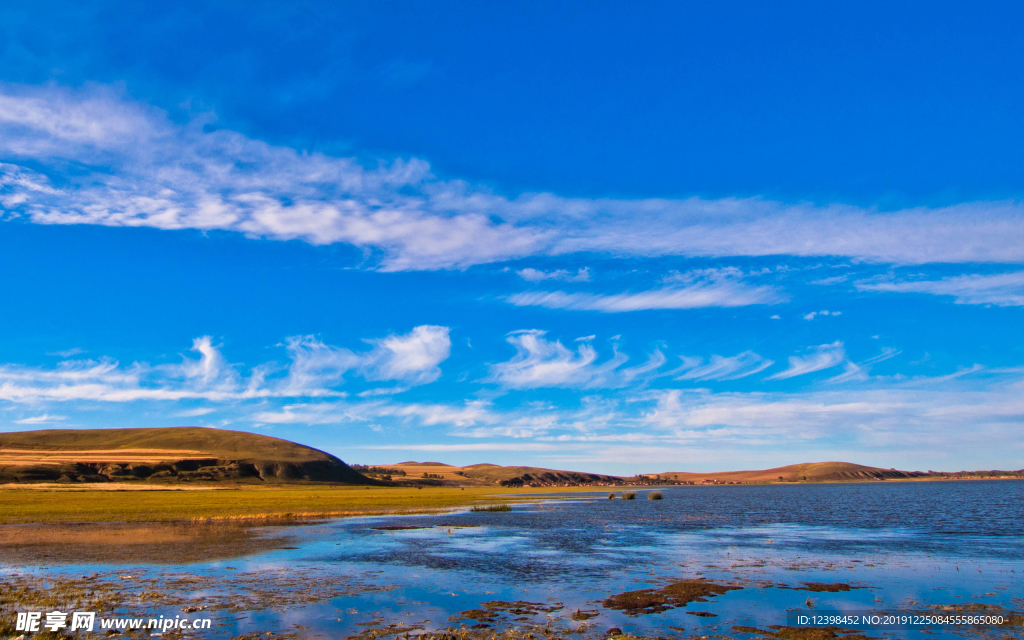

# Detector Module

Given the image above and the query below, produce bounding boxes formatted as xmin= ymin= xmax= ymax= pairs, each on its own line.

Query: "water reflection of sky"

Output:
xmin=5 ymin=481 xmax=1023 ymax=639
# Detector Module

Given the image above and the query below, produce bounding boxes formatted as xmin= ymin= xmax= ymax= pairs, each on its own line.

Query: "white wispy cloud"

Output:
xmin=855 ymin=272 xmax=1024 ymax=306
xmin=174 ymin=408 xmax=216 ymax=418
xmin=5 ymin=346 xmax=1018 ymax=465
xmin=765 ymin=341 xmax=846 ymax=380
xmin=809 ymin=275 xmax=850 ymax=285
xmin=646 ymin=388 xmax=897 ymax=436
xmin=507 ymin=268 xmax=784 ymax=312
xmin=281 ymin=325 xmax=450 ymax=394
xmin=487 ymin=330 xmax=622 ymax=389
xmin=362 ymin=325 xmax=451 ymax=384
xmin=803 ymin=310 xmax=841 ymax=320
xmin=2 ymin=86 xmax=1024 ymax=270
xmin=335 ymin=368 xmax=1024 ymax=458
xmin=247 ymin=367 xmax=1024 ymax=461
xmin=250 ymin=399 xmax=502 ymax=431
xmin=0 ymin=326 xmax=450 ymax=404
xmin=251 ymin=402 xmax=381 ymax=426
xmin=46 ymin=348 xmax=85 ymax=357
xmin=517 ymin=267 xmax=590 ymax=282
xmin=360 ymin=443 xmax=558 ymax=452
xmin=181 ymin=336 xmax=233 ymax=386
xmin=672 ymin=351 xmax=774 ymax=381
xmin=643 ymin=373 xmax=1024 ymax=452
xmin=14 ymin=413 xmax=66 ymax=424
xmin=0 ymin=348 xmax=237 ymax=403
xmin=826 ymin=348 xmax=901 ymax=384
xmin=486 ymin=330 xmax=664 ymax=389
xmin=279 ymin=336 xmax=360 ymax=395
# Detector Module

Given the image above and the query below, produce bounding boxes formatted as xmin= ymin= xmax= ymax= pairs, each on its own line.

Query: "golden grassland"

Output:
xmin=0 ymin=484 xmax=605 ymax=524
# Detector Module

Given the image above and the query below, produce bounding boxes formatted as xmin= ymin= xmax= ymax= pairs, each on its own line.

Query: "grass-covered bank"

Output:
xmin=0 ymin=485 xmax=602 ymax=524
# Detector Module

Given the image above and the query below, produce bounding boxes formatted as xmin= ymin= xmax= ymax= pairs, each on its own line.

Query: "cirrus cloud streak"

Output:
xmin=2 ymin=86 xmax=1024 ymax=271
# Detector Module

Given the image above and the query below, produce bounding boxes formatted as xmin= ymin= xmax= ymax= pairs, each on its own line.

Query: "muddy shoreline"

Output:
xmin=0 ymin=568 xmax=1019 ymax=640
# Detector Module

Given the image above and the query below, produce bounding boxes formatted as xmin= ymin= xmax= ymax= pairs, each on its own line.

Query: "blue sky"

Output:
xmin=0 ymin=1 xmax=1022 ymax=473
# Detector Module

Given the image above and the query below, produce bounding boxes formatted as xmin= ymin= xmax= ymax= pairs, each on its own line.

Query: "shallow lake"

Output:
xmin=3 ymin=480 xmax=1023 ymax=639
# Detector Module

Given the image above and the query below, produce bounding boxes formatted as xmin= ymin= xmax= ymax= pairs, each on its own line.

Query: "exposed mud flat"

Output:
xmin=0 ymin=566 xmax=392 ymax=621
xmin=603 ymin=579 xmax=741 ymax=615
xmin=0 ymin=521 xmax=290 ymax=564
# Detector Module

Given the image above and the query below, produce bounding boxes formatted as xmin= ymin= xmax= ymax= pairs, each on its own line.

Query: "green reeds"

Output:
xmin=471 ymin=504 xmax=511 ymax=512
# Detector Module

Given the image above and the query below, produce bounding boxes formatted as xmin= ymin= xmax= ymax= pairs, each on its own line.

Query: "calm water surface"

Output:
xmin=6 ymin=480 xmax=1023 ymax=639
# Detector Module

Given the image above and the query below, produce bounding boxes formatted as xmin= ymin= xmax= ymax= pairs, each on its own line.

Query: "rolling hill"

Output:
xmin=0 ymin=427 xmax=373 ymax=485
xmin=380 ymin=461 xmax=624 ymax=487
xmin=0 ymin=428 xmax=975 ymax=488
xmin=375 ymin=460 xmax=934 ymax=487
xmin=648 ymin=461 xmax=924 ymax=484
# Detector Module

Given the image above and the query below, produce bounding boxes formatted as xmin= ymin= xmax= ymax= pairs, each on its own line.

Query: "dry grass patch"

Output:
xmin=0 ymin=484 xmax=594 ymax=524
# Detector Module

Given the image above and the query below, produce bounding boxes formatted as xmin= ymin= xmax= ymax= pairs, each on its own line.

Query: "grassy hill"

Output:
xmin=385 ymin=461 xmax=624 ymax=487
xmin=652 ymin=461 xmax=923 ymax=484
xmin=380 ymin=460 xmax=931 ymax=487
xmin=0 ymin=427 xmax=373 ymax=485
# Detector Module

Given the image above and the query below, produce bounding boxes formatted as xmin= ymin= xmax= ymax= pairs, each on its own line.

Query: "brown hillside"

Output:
xmin=652 ymin=461 xmax=921 ymax=483
xmin=0 ymin=427 xmax=373 ymax=485
xmin=388 ymin=462 xmax=623 ymax=487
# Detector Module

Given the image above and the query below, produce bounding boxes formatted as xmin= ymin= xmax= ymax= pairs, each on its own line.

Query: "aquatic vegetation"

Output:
xmin=346 ymin=623 xmax=654 ymax=640
xmin=622 ymin=492 xmax=637 ymax=500
xmin=790 ymin=582 xmax=856 ymax=592
xmin=457 ymin=601 xmax=565 ymax=627
xmin=0 ymin=565 xmax=393 ymax=640
xmin=608 ymin=492 xmax=617 ymax=499
xmin=602 ymin=578 xmax=741 ymax=615
xmin=471 ymin=504 xmax=511 ymax=512
xmin=479 ymin=600 xmax=563 ymax=615
xmin=647 ymin=491 xmax=663 ymax=500
xmin=914 ymin=602 xmax=1024 ymax=630
xmin=732 ymin=625 xmax=876 ymax=639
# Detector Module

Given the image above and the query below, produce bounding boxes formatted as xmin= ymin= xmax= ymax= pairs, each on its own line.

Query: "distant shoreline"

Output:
xmin=0 ymin=477 xmax=1021 ymax=526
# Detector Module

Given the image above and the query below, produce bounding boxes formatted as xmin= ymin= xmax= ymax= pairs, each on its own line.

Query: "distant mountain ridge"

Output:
xmin=0 ymin=427 xmax=373 ymax=484
xmin=2 ymin=429 xmax=1014 ymax=487
xmin=378 ymin=461 xmax=624 ymax=487
xmin=374 ymin=460 xmax=1020 ymax=487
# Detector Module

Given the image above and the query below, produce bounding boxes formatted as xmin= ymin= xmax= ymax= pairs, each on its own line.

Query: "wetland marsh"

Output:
xmin=1 ymin=480 xmax=1021 ymax=639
